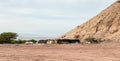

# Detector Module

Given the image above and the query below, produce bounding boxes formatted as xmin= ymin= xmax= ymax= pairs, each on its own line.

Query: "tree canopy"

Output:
xmin=0 ymin=32 xmax=18 ymax=43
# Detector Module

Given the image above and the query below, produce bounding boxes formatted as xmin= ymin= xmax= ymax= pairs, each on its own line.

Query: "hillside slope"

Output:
xmin=61 ymin=1 xmax=120 ymax=42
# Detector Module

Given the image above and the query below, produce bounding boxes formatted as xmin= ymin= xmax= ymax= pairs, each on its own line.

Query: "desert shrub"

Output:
xmin=11 ymin=40 xmax=17 ymax=44
xmin=11 ymin=39 xmax=26 ymax=44
xmin=84 ymin=37 xmax=102 ymax=44
xmin=11 ymin=39 xmax=37 ymax=44
xmin=17 ymin=39 xmax=26 ymax=44
xmin=28 ymin=39 xmax=37 ymax=43
xmin=57 ymin=39 xmax=80 ymax=44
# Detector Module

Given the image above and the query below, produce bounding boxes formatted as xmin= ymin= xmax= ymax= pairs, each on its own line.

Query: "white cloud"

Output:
xmin=0 ymin=13 xmax=8 ymax=17
xmin=10 ymin=8 xmax=34 ymax=14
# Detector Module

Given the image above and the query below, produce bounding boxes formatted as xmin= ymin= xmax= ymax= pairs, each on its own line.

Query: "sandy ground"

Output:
xmin=0 ymin=43 xmax=120 ymax=61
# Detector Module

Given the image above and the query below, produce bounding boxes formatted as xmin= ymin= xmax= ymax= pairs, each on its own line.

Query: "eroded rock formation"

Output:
xmin=61 ymin=1 xmax=120 ymax=42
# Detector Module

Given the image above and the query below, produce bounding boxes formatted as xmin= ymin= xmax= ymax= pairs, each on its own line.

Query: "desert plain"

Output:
xmin=0 ymin=43 xmax=120 ymax=61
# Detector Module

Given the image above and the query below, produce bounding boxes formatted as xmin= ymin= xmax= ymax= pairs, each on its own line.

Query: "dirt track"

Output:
xmin=0 ymin=43 xmax=120 ymax=61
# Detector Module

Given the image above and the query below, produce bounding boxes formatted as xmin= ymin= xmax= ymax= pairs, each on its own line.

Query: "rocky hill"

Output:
xmin=61 ymin=1 xmax=120 ymax=42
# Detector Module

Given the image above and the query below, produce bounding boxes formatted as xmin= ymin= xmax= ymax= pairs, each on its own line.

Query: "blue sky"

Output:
xmin=0 ymin=0 xmax=115 ymax=37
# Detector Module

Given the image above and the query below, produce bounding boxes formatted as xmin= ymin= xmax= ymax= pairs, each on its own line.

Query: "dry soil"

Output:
xmin=0 ymin=43 xmax=120 ymax=61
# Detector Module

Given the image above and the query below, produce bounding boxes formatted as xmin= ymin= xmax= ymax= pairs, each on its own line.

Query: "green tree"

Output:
xmin=0 ymin=32 xmax=18 ymax=43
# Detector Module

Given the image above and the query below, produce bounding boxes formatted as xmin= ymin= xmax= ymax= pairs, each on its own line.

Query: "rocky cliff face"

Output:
xmin=61 ymin=1 xmax=120 ymax=42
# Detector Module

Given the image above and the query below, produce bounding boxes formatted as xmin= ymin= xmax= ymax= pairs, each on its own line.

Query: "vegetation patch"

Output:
xmin=0 ymin=32 xmax=37 ymax=44
xmin=0 ymin=32 xmax=17 ymax=44
xmin=83 ymin=37 xmax=102 ymax=44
